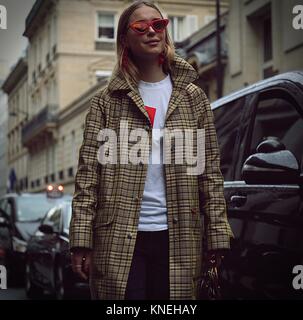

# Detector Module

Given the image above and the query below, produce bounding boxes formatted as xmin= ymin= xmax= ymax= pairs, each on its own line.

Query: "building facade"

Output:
xmin=0 ymin=61 xmax=9 ymax=196
xmin=179 ymin=0 xmax=303 ymax=101
xmin=2 ymin=58 xmax=29 ymax=193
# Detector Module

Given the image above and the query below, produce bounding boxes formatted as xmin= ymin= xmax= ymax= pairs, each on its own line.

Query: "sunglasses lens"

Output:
xmin=132 ymin=22 xmax=148 ymax=33
xmin=152 ymin=19 xmax=167 ymax=31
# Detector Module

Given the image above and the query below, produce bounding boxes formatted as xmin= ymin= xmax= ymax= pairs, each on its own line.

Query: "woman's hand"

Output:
xmin=70 ymin=248 xmax=92 ymax=280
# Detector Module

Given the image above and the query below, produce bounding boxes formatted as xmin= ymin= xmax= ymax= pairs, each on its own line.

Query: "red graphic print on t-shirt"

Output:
xmin=144 ymin=106 xmax=156 ymax=127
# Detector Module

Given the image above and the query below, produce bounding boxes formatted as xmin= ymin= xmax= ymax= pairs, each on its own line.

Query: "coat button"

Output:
xmin=127 ymin=233 xmax=133 ymax=239
xmin=173 ymin=217 xmax=178 ymax=224
xmin=134 ymin=195 xmax=141 ymax=201
xmin=191 ymin=207 xmax=197 ymax=214
xmin=144 ymin=124 xmax=150 ymax=131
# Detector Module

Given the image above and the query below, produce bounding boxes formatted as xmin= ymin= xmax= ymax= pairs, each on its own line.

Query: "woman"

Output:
xmin=69 ymin=0 xmax=233 ymax=300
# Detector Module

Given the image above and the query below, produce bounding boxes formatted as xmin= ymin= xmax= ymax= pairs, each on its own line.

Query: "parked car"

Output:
xmin=25 ymin=200 xmax=90 ymax=300
xmin=210 ymin=71 xmax=303 ymax=299
xmin=0 ymin=185 xmax=72 ymax=285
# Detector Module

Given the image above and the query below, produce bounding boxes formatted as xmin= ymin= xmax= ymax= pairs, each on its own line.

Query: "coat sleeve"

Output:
xmin=195 ymin=88 xmax=234 ymax=251
xmin=69 ymin=93 xmax=105 ymax=250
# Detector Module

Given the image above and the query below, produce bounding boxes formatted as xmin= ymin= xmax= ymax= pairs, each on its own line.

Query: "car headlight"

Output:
xmin=12 ymin=237 xmax=27 ymax=253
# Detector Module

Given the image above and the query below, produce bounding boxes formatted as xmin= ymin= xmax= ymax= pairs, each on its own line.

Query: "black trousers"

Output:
xmin=125 ymin=229 xmax=170 ymax=300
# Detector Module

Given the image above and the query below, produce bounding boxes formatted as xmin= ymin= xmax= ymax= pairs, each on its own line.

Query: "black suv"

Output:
xmin=211 ymin=71 xmax=303 ymax=299
xmin=0 ymin=188 xmax=72 ymax=285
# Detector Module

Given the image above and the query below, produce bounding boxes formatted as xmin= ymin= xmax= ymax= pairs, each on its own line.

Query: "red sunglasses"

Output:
xmin=129 ymin=18 xmax=169 ymax=35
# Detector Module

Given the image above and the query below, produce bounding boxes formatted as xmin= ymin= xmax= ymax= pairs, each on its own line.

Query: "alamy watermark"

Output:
xmin=293 ymin=5 xmax=303 ymax=30
xmin=96 ymin=121 xmax=206 ymax=175
xmin=0 ymin=4 xmax=7 ymax=30
xmin=0 ymin=265 xmax=7 ymax=289
xmin=292 ymin=265 xmax=303 ymax=290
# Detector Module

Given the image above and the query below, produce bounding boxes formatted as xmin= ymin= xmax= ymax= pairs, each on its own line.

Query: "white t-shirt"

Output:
xmin=137 ymin=74 xmax=173 ymax=231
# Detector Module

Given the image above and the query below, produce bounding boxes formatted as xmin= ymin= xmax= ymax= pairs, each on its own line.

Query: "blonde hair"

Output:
xmin=112 ymin=0 xmax=175 ymax=91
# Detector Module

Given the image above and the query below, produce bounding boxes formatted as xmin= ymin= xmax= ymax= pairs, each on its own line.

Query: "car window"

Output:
xmin=249 ymin=94 xmax=303 ymax=171
xmin=63 ymin=203 xmax=72 ymax=230
xmin=213 ymin=97 xmax=245 ymax=180
xmin=16 ymin=195 xmax=65 ymax=222
xmin=6 ymin=199 xmax=13 ymax=218
xmin=43 ymin=207 xmax=61 ymax=233
xmin=0 ymin=199 xmax=8 ymax=216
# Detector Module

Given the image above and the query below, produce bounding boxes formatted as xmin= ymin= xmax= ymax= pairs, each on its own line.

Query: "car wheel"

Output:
xmin=25 ymin=262 xmax=43 ymax=299
xmin=54 ymin=265 xmax=71 ymax=300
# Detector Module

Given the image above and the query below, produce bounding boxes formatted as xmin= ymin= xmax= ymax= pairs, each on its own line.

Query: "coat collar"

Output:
xmin=107 ymin=53 xmax=199 ymax=126
xmin=107 ymin=53 xmax=199 ymax=94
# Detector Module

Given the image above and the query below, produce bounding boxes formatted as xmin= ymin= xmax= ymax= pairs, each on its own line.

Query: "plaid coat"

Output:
xmin=69 ymin=54 xmax=233 ymax=300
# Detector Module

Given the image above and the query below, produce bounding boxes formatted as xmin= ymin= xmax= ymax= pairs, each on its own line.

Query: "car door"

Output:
xmin=35 ymin=207 xmax=61 ymax=288
xmin=0 ymin=198 xmax=11 ymax=263
xmin=222 ymin=84 xmax=303 ymax=299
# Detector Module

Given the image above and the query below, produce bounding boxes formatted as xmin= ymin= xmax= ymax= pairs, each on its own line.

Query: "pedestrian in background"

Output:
xmin=69 ymin=0 xmax=233 ymax=300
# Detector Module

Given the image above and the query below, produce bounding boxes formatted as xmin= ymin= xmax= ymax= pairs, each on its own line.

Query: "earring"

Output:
xmin=158 ymin=52 xmax=165 ymax=66
xmin=122 ymin=47 xmax=129 ymax=68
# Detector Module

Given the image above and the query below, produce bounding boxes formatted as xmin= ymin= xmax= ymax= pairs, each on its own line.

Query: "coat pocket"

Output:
xmin=92 ymin=200 xmax=116 ymax=277
xmin=93 ymin=198 xmax=116 ymax=229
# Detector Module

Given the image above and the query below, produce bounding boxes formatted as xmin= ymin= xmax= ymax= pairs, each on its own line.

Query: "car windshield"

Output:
xmin=16 ymin=195 xmax=70 ymax=222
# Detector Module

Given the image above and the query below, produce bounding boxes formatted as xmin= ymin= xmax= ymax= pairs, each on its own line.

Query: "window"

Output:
xmin=0 ymin=199 xmax=7 ymax=213
xmin=97 ymin=13 xmax=115 ymax=40
xmin=0 ymin=199 xmax=12 ymax=218
xmin=43 ymin=207 xmax=61 ymax=233
xmin=50 ymin=173 xmax=55 ymax=182
xmin=213 ymin=97 xmax=246 ymax=180
xmin=32 ymin=71 xmax=36 ymax=84
xmin=168 ymin=16 xmax=185 ymax=42
xmin=63 ymin=203 xmax=72 ymax=230
xmin=71 ymin=130 xmax=76 ymax=167
xmin=16 ymin=195 xmax=61 ymax=222
xmin=263 ymin=16 xmax=272 ymax=63
xmin=68 ymin=167 xmax=74 ymax=178
xmin=61 ymin=136 xmax=65 ymax=167
xmin=6 ymin=199 xmax=13 ymax=218
xmin=249 ymin=93 xmax=303 ymax=171
xmin=47 ymin=208 xmax=61 ymax=233
xmin=168 ymin=15 xmax=198 ymax=42
xmin=59 ymin=170 xmax=64 ymax=180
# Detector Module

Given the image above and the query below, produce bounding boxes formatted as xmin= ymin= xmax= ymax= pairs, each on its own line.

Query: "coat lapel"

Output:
xmin=127 ymin=91 xmax=152 ymax=125
xmin=107 ymin=53 xmax=199 ymax=125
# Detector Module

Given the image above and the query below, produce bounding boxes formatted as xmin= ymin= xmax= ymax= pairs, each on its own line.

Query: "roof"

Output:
xmin=211 ymin=71 xmax=303 ymax=110
xmin=23 ymin=0 xmax=53 ymax=38
xmin=1 ymin=58 xmax=28 ymax=94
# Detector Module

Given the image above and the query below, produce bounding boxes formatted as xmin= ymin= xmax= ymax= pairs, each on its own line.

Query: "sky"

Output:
xmin=0 ymin=0 xmax=35 ymax=80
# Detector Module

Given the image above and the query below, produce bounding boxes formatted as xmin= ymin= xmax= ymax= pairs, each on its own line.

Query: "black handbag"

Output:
xmin=198 ymin=254 xmax=222 ymax=300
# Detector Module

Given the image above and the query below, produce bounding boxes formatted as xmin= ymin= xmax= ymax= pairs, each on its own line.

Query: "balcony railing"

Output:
xmin=22 ymin=104 xmax=58 ymax=148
